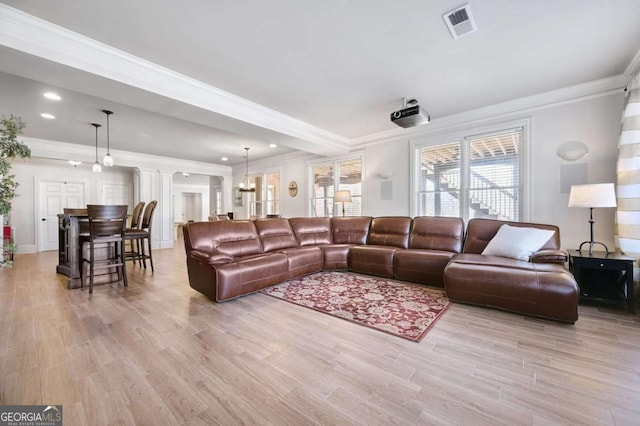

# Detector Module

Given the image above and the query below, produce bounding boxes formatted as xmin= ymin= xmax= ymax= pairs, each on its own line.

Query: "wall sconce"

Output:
xmin=557 ymin=141 xmax=589 ymax=161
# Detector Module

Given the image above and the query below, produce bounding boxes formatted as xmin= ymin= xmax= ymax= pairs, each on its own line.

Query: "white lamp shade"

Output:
xmin=92 ymin=161 xmax=102 ymax=173
xmin=334 ymin=190 xmax=352 ymax=203
xmin=568 ymin=183 xmax=616 ymax=208
xmin=102 ymin=153 xmax=114 ymax=167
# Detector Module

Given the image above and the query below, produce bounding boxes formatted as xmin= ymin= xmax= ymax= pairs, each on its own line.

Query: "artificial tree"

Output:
xmin=0 ymin=115 xmax=31 ymax=266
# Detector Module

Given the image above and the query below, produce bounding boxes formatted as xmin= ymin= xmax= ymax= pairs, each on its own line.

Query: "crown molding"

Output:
xmin=351 ymin=74 xmax=629 ymax=149
xmin=23 ymin=137 xmax=233 ymax=177
xmin=624 ymin=46 xmax=640 ymax=78
xmin=0 ymin=4 xmax=349 ymax=155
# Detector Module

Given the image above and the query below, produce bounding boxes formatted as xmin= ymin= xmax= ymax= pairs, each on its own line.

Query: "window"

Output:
xmin=311 ymin=157 xmax=362 ymax=217
xmin=415 ymin=127 xmax=523 ymax=221
xmin=250 ymin=171 xmax=280 ymax=217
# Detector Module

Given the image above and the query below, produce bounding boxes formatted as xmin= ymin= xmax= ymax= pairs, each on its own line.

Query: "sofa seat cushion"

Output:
xmin=444 ymin=254 xmax=579 ymax=323
xmin=279 ymin=246 xmax=323 ymax=279
xmin=350 ymin=245 xmax=398 ymax=278
xmin=447 ymin=253 xmax=537 ymax=271
xmin=320 ymin=244 xmax=352 ymax=270
xmin=214 ymin=253 xmax=289 ymax=301
xmin=394 ymin=249 xmax=457 ymax=287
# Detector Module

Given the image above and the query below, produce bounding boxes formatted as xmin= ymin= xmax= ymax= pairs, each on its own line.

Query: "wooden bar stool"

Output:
xmin=128 ymin=201 xmax=145 ymax=230
xmin=125 ymin=200 xmax=157 ymax=271
xmin=125 ymin=201 xmax=145 ymax=259
xmin=81 ymin=204 xmax=128 ymax=294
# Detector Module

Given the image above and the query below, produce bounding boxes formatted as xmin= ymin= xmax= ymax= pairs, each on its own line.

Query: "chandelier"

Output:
xmin=238 ymin=147 xmax=256 ymax=192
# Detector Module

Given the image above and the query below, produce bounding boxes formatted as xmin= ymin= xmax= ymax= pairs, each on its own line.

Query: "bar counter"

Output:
xmin=56 ymin=211 xmax=118 ymax=289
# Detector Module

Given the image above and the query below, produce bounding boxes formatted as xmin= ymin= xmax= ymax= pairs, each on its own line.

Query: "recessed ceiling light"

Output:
xmin=182 ymin=172 xmax=190 ymax=177
xmin=221 ymin=157 xmax=228 ymax=161
xmin=68 ymin=160 xmax=82 ymax=167
xmin=43 ymin=92 xmax=61 ymax=101
xmin=40 ymin=113 xmax=55 ymax=119
xmin=269 ymin=143 xmax=277 ymax=148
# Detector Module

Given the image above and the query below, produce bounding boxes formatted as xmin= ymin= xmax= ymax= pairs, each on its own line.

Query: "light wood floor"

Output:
xmin=1 ymin=245 xmax=639 ymax=425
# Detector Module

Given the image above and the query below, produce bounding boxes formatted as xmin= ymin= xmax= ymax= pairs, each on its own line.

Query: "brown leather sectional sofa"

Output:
xmin=183 ymin=216 xmax=579 ymax=323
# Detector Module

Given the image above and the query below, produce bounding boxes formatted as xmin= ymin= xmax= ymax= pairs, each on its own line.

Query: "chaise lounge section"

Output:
xmin=444 ymin=218 xmax=579 ymax=323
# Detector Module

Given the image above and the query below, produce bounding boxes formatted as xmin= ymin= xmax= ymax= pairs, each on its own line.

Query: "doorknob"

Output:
xmin=42 ymin=218 xmax=46 ymax=221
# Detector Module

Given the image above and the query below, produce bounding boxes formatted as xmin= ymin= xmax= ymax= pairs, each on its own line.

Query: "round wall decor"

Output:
xmin=288 ymin=181 xmax=298 ymax=197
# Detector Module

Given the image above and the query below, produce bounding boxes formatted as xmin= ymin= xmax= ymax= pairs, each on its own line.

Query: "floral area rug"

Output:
xmin=260 ymin=272 xmax=450 ymax=342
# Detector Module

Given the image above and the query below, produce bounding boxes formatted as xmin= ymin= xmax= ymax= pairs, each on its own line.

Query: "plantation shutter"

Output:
xmin=417 ymin=127 xmax=522 ymax=221
xmin=464 ymin=128 xmax=521 ymax=221
xmin=418 ymin=142 xmax=461 ymax=217
xmin=311 ymin=158 xmax=362 ymax=217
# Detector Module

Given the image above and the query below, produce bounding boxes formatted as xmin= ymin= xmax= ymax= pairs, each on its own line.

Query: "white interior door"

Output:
xmin=182 ymin=193 xmax=195 ymax=222
xmin=38 ymin=180 xmax=84 ymax=252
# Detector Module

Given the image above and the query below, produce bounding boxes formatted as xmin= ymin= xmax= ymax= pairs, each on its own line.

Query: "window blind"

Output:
xmin=417 ymin=127 xmax=522 ymax=221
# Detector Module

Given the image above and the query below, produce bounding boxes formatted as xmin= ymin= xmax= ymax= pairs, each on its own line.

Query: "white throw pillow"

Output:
xmin=481 ymin=224 xmax=554 ymax=261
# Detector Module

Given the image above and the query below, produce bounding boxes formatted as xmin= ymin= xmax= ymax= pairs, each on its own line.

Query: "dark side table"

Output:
xmin=568 ymin=250 xmax=635 ymax=314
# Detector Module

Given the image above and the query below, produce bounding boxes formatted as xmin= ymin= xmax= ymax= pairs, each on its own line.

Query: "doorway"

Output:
xmin=38 ymin=180 xmax=85 ymax=252
xmin=181 ymin=192 xmax=202 ymax=222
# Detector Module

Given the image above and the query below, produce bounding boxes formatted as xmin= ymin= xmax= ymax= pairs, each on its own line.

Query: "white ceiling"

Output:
xmin=1 ymin=0 xmax=639 ymax=165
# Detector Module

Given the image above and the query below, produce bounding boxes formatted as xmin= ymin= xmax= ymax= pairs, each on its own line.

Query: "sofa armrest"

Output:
xmin=189 ymin=249 xmax=234 ymax=265
xmin=530 ymin=249 xmax=568 ymax=264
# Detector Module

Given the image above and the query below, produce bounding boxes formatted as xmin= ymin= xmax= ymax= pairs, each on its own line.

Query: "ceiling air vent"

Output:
xmin=443 ymin=4 xmax=477 ymax=39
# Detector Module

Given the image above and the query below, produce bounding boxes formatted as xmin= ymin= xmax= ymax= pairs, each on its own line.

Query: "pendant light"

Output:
xmin=238 ymin=147 xmax=256 ymax=192
xmin=102 ymin=109 xmax=114 ymax=167
xmin=91 ymin=123 xmax=102 ymax=173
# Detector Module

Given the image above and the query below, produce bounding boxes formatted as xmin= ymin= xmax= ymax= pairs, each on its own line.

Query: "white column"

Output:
xmin=158 ymin=172 xmax=174 ymax=249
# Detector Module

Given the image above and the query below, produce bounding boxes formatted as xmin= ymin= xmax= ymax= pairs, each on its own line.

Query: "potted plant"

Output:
xmin=0 ymin=115 xmax=31 ymax=267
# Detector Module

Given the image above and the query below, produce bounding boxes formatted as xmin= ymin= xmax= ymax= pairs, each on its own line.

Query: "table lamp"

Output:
xmin=334 ymin=190 xmax=352 ymax=217
xmin=568 ymin=183 xmax=617 ymax=255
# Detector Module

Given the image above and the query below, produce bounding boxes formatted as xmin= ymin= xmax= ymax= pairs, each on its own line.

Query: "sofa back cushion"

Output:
xmin=367 ymin=216 xmax=411 ymax=248
xmin=184 ymin=220 xmax=263 ymax=257
xmin=409 ymin=216 xmax=464 ymax=253
xmin=331 ymin=217 xmax=372 ymax=245
xmin=254 ymin=218 xmax=299 ymax=252
xmin=289 ymin=217 xmax=332 ymax=246
xmin=463 ymin=218 xmax=560 ymax=254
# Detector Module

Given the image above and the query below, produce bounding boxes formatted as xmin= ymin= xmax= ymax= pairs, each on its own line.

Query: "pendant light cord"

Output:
xmin=91 ymin=123 xmax=101 ymax=161
xmin=106 ymin=113 xmax=110 ymax=153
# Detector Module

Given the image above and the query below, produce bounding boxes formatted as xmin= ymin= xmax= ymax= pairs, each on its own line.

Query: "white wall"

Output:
xmin=530 ymin=93 xmax=622 ymax=250
xmin=361 ymin=141 xmax=410 ymax=216
xmin=10 ymin=158 xmax=134 ymax=252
